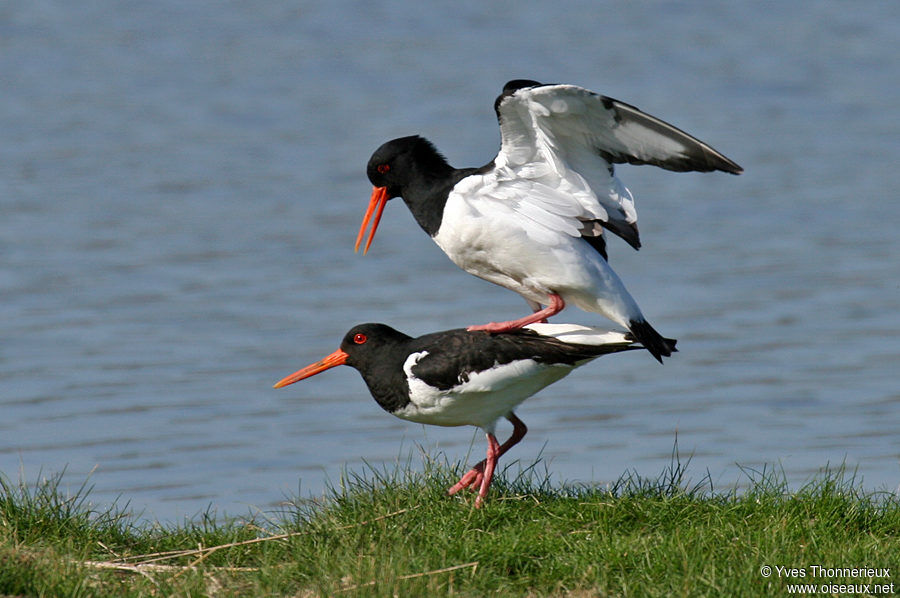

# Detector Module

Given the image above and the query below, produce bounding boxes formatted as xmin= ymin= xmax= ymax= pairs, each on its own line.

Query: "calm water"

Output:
xmin=2 ymin=1 xmax=898 ymax=523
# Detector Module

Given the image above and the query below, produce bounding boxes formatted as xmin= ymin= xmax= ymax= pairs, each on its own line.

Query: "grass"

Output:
xmin=1 ymin=453 xmax=899 ymax=597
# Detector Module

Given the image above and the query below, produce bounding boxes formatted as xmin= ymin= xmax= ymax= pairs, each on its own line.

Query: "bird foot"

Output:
xmin=466 ymin=295 xmax=564 ymax=333
xmin=466 ymin=321 xmax=522 ymax=333
xmin=447 ymin=462 xmax=486 ymax=495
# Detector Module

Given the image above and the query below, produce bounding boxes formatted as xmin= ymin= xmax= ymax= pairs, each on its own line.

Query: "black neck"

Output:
xmin=400 ymin=166 xmax=478 ymax=237
xmin=349 ymin=345 xmax=414 ymax=415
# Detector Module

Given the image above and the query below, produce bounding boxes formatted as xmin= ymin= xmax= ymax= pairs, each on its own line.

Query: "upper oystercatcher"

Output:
xmin=355 ymin=80 xmax=741 ymax=362
xmin=274 ymin=322 xmax=665 ymax=507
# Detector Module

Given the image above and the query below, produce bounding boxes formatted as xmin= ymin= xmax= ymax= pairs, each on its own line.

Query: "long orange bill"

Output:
xmin=273 ymin=348 xmax=349 ymax=389
xmin=354 ymin=186 xmax=389 ymax=254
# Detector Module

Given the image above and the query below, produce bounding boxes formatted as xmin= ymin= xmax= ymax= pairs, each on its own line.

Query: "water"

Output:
xmin=2 ymin=1 xmax=898 ymax=523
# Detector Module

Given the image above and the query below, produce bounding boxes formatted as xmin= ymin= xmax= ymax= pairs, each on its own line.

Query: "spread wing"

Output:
xmin=496 ymin=81 xmax=742 ymax=174
xmin=489 ymin=80 xmax=742 ymax=252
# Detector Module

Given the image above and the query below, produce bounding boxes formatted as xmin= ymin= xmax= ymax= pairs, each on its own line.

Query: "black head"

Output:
xmin=273 ymin=323 xmax=413 ymax=389
xmin=494 ymin=79 xmax=543 ymax=115
xmin=338 ymin=323 xmax=412 ymax=371
xmin=357 ymin=136 xmax=455 ymax=253
xmin=366 ymin=135 xmax=451 ymax=197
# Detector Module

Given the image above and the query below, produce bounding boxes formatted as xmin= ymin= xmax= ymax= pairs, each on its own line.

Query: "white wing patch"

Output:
xmin=524 ymin=323 xmax=634 ymax=346
xmin=444 ymin=176 xmax=575 ymax=249
xmin=510 ymin=83 xmax=742 ymax=174
xmin=492 ymin=85 xmax=638 ymax=243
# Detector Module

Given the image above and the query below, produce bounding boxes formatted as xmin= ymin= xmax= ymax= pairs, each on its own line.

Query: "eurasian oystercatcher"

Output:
xmin=355 ymin=79 xmax=741 ymax=362
xmin=274 ymin=322 xmax=666 ymax=507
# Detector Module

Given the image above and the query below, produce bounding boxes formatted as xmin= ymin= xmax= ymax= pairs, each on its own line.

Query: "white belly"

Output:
xmin=392 ymin=352 xmax=573 ymax=432
xmin=432 ymin=189 xmax=641 ymax=327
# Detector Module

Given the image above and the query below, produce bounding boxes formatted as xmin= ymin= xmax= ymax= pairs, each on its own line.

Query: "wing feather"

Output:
xmin=499 ymin=83 xmax=743 ymax=174
xmin=487 ymin=81 xmax=742 ymax=252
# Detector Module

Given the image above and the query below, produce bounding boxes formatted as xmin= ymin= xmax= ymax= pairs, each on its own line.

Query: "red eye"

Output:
xmin=376 ymin=163 xmax=390 ymax=174
xmin=353 ymin=333 xmax=367 ymax=344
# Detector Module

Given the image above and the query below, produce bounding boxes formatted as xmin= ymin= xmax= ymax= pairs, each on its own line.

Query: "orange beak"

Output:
xmin=273 ymin=348 xmax=349 ymax=389
xmin=354 ymin=186 xmax=389 ymax=254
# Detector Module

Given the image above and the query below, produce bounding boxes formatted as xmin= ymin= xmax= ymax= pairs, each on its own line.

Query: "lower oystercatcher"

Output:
xmin=355 ymin=80 xmax=741 ymax=362
xmin=274 ymin=322 xmax=669 ymax=507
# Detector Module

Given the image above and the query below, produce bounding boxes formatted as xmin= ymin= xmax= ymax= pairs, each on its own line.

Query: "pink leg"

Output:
xmin=447 ymin=414 xmax=528 ymax=507
xmin=474 ymin=433 xmax=501 ymax=508
xmin=467 ymin=294 xmax=564 ymax=333
xmin=525 ymin=299 xmax=550 ymax=323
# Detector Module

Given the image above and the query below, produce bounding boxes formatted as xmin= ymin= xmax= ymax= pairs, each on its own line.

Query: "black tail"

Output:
xmin=627 ymin=319 xmax=678 ymax=364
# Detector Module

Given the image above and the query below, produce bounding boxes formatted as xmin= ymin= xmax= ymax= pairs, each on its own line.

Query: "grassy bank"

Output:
xmin=1 ymin=456 xmax=898 ymax=597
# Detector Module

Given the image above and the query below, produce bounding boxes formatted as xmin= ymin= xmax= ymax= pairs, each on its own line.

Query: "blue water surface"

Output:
xmin=1 ymin=1 xmax=898 ymax=522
